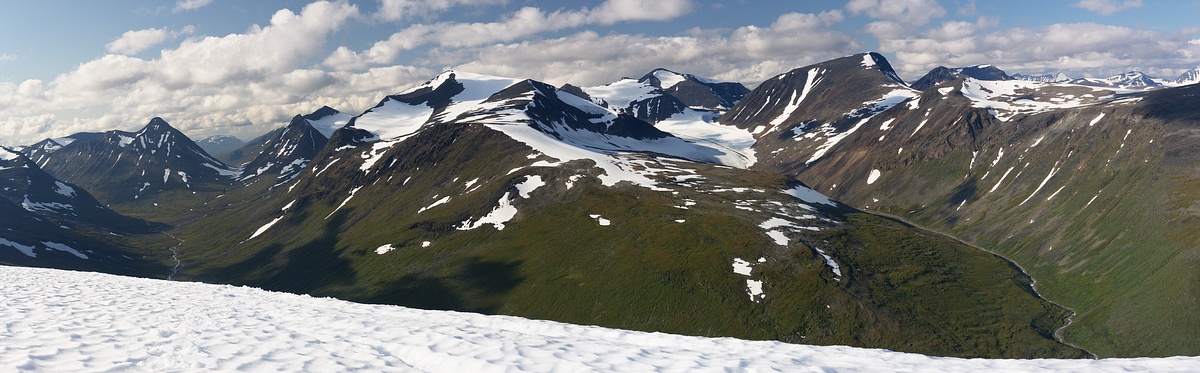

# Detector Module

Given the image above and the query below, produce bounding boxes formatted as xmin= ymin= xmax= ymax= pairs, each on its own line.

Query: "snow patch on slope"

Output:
xmin=783 ymin=185 xmax=836 ymax=207
xmin=770 ymin=68 xmax=824 ymax=126
xmin=2 ymin=266 xmax=1198 ymax=371
xmin=458 ymin=192 xmax=519 ymax=231
xmin=306 ymin=112 xmax=352 ymax=139
xmin=41 ymin=241 xmax=88 ymax=259
xmin=867 ymin=169 xmax=881 ymax=185
xmin=0 ymin=237 xmax=37 ymax=257
xmin=53 ymin=181 xmax=76 ymax=197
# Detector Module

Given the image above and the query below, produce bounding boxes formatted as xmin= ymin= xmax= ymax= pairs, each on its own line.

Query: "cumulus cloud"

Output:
xmin=107 ymin=28 xmax=172 ymax=55
xmin=8 ymin=0 xmax=1199 ymax=148
xmin=587 ymin=0 xmax=694 ymax=24
xmin=0 ymin=1 xmax=377 ymax=146
xmin=0 ymin=53 xmax=16 ymax=62
xmin=374 ymin=0 xmax=509 ymax=21
xmin=1071 ymin=0 xmax=1144 ymax=16
xmin=449 ymin=11 xmax=856 ymax=86
xmin=326 ymin=0 xmax=695 ymax=70
xmin=174 ymin=0 xmax=214 ymax=13
xmin=874 ymin=20 xmax=1200 ymax=80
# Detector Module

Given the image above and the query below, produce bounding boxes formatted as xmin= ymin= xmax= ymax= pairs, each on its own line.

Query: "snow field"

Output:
xmin=5 ymin=266 xmax=1196 ymax=372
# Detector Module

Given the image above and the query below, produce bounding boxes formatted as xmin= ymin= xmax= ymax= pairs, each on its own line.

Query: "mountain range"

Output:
xmin=7 ymin=52 xmax=1200 ymax=358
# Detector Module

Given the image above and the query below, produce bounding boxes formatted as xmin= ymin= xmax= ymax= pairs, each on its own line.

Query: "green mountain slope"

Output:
xmin=740 ymin=58 xmax=1200 ymax=356
xmin=13 ymin=70 xmax=1097 ymax=358
xmin=163 ymin=88 xmax=1085 ymax=358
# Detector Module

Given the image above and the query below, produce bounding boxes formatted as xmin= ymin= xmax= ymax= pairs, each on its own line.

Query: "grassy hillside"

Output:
xmin=164 ymin=123 xmax=1085 ymax=358
xmin=779 ymin=85 xmax=1200 ymax=356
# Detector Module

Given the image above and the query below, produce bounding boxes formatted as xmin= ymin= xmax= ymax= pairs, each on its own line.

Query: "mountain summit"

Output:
xmin=22 ymin=54 xmax=1200 ymax=358
xmin=34 ymin=118 xmax=237 ymax=205
xmin=638 ymin=68 xmax=750 ymax=111
xmin=910 ymin=64 xmax=1013 ymax=90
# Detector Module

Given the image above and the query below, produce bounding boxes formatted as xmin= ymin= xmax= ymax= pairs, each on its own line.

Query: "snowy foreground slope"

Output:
xmin=1 ymin=266 xmax=1195 ymax=372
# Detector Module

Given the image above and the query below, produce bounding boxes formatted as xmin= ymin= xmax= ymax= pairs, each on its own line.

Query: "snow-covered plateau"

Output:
xmin=1 ymin=265 xmax=1197 ymax=372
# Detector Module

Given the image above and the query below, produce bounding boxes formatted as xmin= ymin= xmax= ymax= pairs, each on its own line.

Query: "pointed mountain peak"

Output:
xmin=639 ymin=68 xmax=684 ymax=88
xmin=859 ymin=52 xmax=906 ymax=86
xmin=303 ymin=106 xmax=341 ymax=121
xmin=136 ymin=117 xmax=180 ymax=138
xmin=352 ymin=71 xmax=522 ymax=140
xmin=1174 ymin=67 xmax=1200 ymax=83
xmin=1094 ymin=71 xmax=1161 ymax=88
xmin=956 ymin=64 xmax=1012 ymax=80
xmin=28 ymin=138 xmax=64 ymax=151
xmin=558 ymin=83 xmax=591 ymax=100
xmin=911 ymin=63 xmax=1011 ymax=90
xmin=423 ymin=70 xmax=515 ymax=91
xmin=302 ymin=106 xmax=352 ymax=139
xmin=286 ymin=114 xmax=312 ymax=129
xmin=146 ymin=117 xmax=171 ymax=129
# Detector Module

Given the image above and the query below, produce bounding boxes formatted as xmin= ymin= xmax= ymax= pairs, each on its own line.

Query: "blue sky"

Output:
xmin=2 ymin=0 xmax=1199 ymax=145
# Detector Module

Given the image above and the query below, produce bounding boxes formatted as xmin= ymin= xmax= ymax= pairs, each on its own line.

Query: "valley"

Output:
xmin=5 ymin=53 xmax=1200 ymax=358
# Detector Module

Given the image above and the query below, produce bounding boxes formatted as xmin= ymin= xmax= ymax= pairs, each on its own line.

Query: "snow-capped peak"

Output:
xmin=138 ymin=117 xmax=172 ymax=135
xmin=1175 ymin=67 xmax=1200 ymax=85
xmin=302 ymin=106 xmax=352 ymax=139
xmin=412 ymin=70 xmax=522 ymax=101
xmin=650 ymin=68 xmax=688 ymax=89
xmin=862 ymin=52 xmax=906 ymax=86
xmin=585 ymin=78 xmax=662 ymax=112
xmin=1102 ymin=71 xmax=1160 ymax=87
xmin=352 ymin=71 xmax=523 ymax=140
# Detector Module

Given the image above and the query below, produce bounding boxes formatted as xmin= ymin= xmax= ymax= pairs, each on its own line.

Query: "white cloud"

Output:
xmin=106 ymin=28 xmax=171 ymax=55
xmin=1071 ymin=0 xmax=1144 ymax=16
xmin=106 ymin=26 xmax=198 ymax=56
xmin=587 ymin=0 xmax=694 ymax=24
xmin=326 ymin=0 xmax=695 ymax=71
xmin=450 ymin=11 xmax=856 ymax=86
xmin=875 ymin=21 xmax=1200 ymax=80
xmin=8 ymin=0 xmax=1200 ymax=148
xmin=374 ymin=0 xmax=508 ymax=21
xmin=0 ymin=1 xmax=373 ymax=145
xmin=174 ymin=0 xmax=214 ymax=13
xmin=0 ymin=53 xmax=15 ymax=62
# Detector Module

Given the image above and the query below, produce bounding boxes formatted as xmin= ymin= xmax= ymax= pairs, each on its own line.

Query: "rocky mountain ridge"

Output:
xmin=14 ymin=52 xmax=1200 ymax=358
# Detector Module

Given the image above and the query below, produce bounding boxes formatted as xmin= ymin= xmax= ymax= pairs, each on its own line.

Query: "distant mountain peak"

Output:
xmin=911 ymin=64 xmax=1011 ymax=90
xmin=304 ymin=106 xmax=341 ymax=120
xmin=1105 ymin=71 xmax=1160 ymax=87
xmin=1175 ymin=67 xmax=1200 ymax=85
xmin=1068 ymin=70 xmax=1162 ymax=89
xmin=140 ymin=117 xmax=172 ymax=133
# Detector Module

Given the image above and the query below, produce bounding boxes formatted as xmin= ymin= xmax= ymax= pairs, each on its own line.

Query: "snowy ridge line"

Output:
xmin=4 ymin=266 xmax=1195 ymax=372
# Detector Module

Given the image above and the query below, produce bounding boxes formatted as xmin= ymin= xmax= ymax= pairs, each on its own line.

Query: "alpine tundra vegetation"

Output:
xmin=4 ymin=0 xmax=1200 ymax=369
